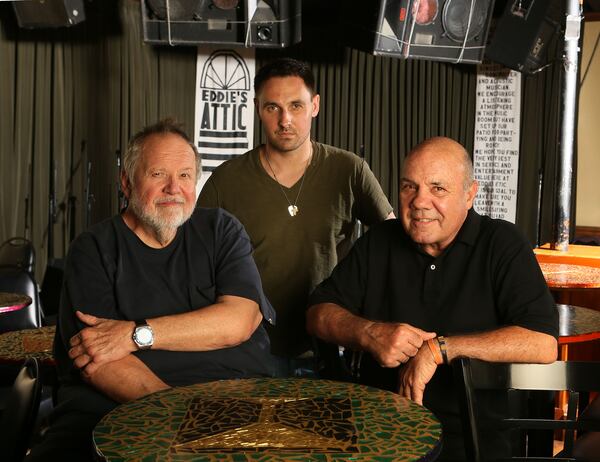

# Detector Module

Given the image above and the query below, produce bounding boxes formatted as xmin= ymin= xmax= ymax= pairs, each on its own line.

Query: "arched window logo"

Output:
xmin=195 ymin=50 xmax=255 ymax=175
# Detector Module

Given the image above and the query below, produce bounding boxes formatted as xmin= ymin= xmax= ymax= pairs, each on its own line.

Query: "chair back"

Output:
xmin=0 ymin=358 xmax=42 ymax=462
xmin=0 ymin=270 xmax=42 ymax=333
xmin=453 ymin=358 xmax=600 ymax=462
xmin=0 ymin=238 xmax=35 ymax=274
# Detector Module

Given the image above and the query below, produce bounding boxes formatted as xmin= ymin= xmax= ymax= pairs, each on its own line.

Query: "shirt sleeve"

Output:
xmin=55 ymin=231 xmax=120 ymax=385
xmin=352 ymin=159 xmax=394 ymax=226
xmin=197 ymin=176 xmax=220 ymax=208
xmin=492 ymin=224 xmax=558 ymax=338
xmin=213 ymin=210 xmax=276 ymax=325
xmin=308 ymin=230 xmax=371 ymax=315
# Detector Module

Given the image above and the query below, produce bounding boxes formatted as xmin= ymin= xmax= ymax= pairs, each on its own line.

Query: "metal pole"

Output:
xmin=552 ymin=0 xmax=582 ymax=251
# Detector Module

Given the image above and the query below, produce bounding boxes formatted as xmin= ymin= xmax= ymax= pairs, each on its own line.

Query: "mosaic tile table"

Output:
xmin=94 ymin=378 xmax=442 ymax=461
xmin=0 ymin=325 xmax=55 ymax=365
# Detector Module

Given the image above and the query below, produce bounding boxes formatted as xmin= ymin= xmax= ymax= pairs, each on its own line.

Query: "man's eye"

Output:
xmin=433 ymin=186 xmax=446 ymax=193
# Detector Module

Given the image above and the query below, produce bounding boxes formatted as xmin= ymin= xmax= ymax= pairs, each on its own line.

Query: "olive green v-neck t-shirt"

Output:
xmin=198 ymin=142 xmax=393 ymax=356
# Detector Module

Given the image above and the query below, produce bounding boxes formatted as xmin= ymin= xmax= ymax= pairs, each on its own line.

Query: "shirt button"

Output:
xmin=430 ymin=264 xmax=436 ymax=270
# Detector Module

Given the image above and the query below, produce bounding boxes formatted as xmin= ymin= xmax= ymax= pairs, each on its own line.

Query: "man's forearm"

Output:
xmin=306 ymin=303 xmax=372 ymax=350
xmin=85 ymin=355 xmax=169 ymax=403
xmin=150 ymin=295 xmax=262 ymax=351
xmin=445 ymin=326 xmax=557 ymax=364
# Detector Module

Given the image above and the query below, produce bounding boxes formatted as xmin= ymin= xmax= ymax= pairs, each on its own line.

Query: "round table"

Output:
xmin=0 ymin=325 xmax=55 ymax=365
xmin=539 ymin=262 xmax=600 ymax=289
xmin=94 ymin=378 xmax=442 ymax=461
xmin=0 ymin=291 xmax=32 ymax=314
xmin=558 ymin=304 xmax=600 ymax=345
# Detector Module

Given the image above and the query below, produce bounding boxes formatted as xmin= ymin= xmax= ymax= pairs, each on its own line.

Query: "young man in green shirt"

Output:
xmin=198 ymin=58 xmax=394 ymax=374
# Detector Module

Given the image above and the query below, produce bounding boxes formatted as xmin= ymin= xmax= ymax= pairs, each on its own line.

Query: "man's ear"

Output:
xmin=120 ymin=170 xmax=131 ymax=199
xmin=466 ymin=180 xmax=479 ymax=209
xmin=312 ymin=94 xmax=320 ymax=118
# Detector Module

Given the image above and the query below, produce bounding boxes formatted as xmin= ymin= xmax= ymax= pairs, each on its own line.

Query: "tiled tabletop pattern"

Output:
xmin=0 ymin=325 xmax=55 ymax=364
xmin=94 ymin=378 xmax=442 ymax=461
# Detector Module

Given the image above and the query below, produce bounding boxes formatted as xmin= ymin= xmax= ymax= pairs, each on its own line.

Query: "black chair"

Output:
xmin=453 ymin=358 xmax=600 ymax=461
xmin=0 ymin=358 xmax=42 ymax=462
xmin=0 ymin=270 xmax=42 ymax=333
xmin=0 ymin=238 xmax=35 ymax=274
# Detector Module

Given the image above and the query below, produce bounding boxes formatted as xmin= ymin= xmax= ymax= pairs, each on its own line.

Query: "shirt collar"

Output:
xmin=454 ymin=208 xmax=481 ymax=247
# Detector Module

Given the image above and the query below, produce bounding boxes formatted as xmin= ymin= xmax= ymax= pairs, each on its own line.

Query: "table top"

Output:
xmin=94 ymin=378 xmax=442 ymax=462
xmin=0 ymin=291 xmax=32 ymax=313
xmin=539 ymin=262 xmax=600 ymax=289
xmin=558 ymin=304 xmax=600 ymax=345
xmin=0 ymin=325 xmax=55 ymax=365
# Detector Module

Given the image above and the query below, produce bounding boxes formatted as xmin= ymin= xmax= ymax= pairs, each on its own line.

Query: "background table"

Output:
xmin=558 ymin=303 xmax=600 ymax=345
xmin=94 ymin=378 xmax=442 ymax=461
xmin=0 ymin=291 xmax=31 ymax=314
xmin=0 ymin=325 xmax=55 ymax=365
xmin=539 ymin=262 xmax=600 ymax=290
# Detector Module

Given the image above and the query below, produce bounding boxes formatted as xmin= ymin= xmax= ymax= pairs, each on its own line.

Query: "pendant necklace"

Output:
xmin=264 ymin=145 xmax=312 ymax=217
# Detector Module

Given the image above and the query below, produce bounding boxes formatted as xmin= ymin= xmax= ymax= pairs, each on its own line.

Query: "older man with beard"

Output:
xmin=26 ymin=119 xmax=275 ymax=461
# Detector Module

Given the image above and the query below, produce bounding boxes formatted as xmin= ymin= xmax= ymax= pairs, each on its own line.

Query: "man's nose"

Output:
xmin=163 ymin=175 xmax=182 ymax=194
xmin=279 ymin=109 xmax=292 ymax=126
xmin=411 ymin=188 xmax=431 ymax=209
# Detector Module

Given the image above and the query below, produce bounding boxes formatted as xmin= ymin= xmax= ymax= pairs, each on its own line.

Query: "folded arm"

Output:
xmin=69 ymin=294 xmax=263 ymax=375
xmin=83 ymin=354 xmax=169 ymax=403
xmin=306 ymin=302 xmax=435 ymax=367
xmin=399 ymin=325 xmax=558 ymax=404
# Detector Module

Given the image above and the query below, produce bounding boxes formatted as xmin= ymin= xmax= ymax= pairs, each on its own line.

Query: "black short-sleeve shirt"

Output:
xmin=309 ymin=209 xmax=558 ymax=458
xmin=55 ymin=207 xmax=275 ymax=413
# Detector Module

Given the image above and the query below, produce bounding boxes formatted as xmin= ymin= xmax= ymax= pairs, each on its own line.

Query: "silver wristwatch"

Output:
xmin=132 ymin=319 xmax=154 ymax=350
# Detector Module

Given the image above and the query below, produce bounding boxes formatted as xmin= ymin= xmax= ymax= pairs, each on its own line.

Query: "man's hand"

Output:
xmin=69 ymin=311 xmax=136 ymax=376
xmin=397 ymin=345 xmax=438 ymax=405
xmin=364 ymin=322 xmax=436 ymax=367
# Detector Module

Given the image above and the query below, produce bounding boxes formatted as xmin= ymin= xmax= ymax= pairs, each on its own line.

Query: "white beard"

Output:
xmin=128 ymin=192 xmax=193 ymax=245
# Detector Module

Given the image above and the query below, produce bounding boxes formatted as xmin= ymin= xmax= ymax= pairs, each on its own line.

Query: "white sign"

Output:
xmin=195 ymin=48 xmax=255 ymax=190
xmin=473 ymin=62 xmax=521 ymax=223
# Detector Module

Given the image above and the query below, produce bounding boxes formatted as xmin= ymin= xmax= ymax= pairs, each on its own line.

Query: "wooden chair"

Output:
xmin=0 ymin=358 xmax=42 ymax=462
xmin=453 ymin=358 xmax=600 ymax=461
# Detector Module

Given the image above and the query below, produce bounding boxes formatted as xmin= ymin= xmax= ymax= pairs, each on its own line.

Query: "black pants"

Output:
xmin=25 ymin=409 xmax=103 ymax=461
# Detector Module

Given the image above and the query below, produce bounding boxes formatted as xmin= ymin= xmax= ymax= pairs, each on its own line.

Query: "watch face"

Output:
xmin=135 ymin=326 xmax=153 ymax=347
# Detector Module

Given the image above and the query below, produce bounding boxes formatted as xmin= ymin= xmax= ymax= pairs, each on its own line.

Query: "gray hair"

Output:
xmin=123 ymin=118 xmax=200 ymax=185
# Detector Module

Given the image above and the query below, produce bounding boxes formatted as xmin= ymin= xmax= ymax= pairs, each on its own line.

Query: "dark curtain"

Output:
xmin=0 ymin=0 xmax=563 ymax=283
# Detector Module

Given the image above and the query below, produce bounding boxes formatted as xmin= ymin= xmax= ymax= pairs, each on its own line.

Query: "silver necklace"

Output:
xmin=264 ymin=145 xmax=312 ymax=217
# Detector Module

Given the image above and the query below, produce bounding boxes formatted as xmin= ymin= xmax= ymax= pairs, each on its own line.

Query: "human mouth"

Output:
xmin=155 ymin=198 xmax=185 ymax=206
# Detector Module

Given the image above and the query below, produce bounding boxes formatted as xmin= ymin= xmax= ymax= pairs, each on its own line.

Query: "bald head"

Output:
xmin=403 ymin=137 xmax=474 ymax=191
xmin=399 ymin=137 xmax=478 ymax=257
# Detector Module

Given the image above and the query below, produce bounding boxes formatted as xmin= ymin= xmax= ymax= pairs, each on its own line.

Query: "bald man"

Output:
xmin=306 ymin=137 xmax=558 ymax=460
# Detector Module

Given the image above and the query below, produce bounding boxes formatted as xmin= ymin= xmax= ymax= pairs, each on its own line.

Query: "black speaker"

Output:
xmin=343 ymin=0 xmax=496 ymax=64
xmin=485 ymin=0 xmax=564 ymax=74
xmin=141 ymin=0 xmax=301 ymax=48
xmin=13 ymin=0 xmax=85 ymax=28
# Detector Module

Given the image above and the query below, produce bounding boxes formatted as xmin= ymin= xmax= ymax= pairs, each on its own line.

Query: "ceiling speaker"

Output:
xmin=343 ymin=0 xmax=496 ymax=64
xmin=485 ymin=0 xmax=564 ymax=74
xmin=141 ymin=0 xmax=301 ymax=48
xmin=13 ymin=0 xmax=85 ymax=28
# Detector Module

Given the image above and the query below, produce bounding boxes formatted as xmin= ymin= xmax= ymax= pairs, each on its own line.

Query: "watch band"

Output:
xmin=135 ymin=318 xmax=149 ymax=327
xmin=437 ymin=336 xmax=449 ymax=365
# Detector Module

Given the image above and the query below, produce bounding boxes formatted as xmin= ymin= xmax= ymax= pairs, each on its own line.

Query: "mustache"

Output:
xmin=154 ymin=197 xmax=185 ymax=205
